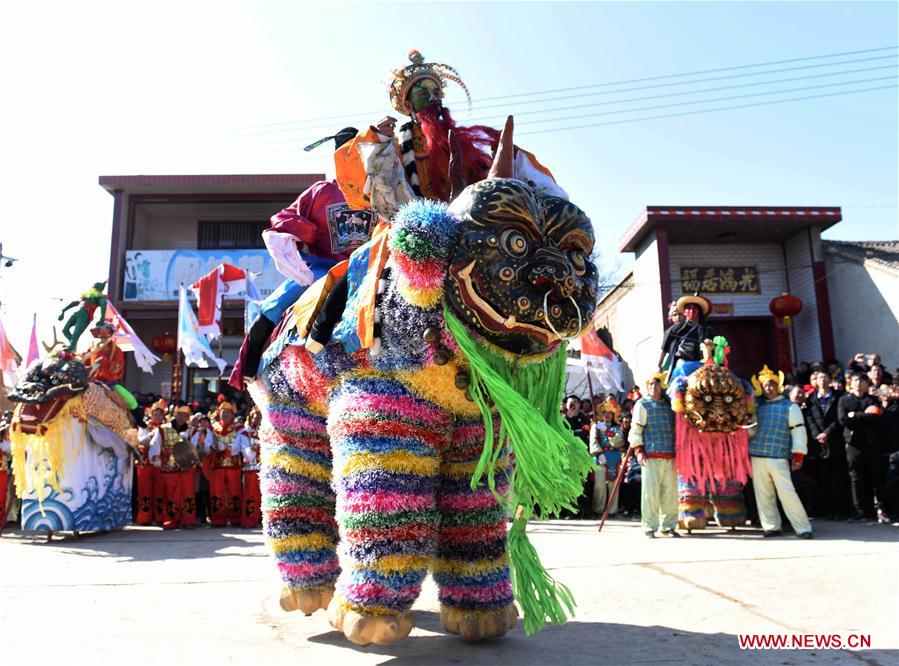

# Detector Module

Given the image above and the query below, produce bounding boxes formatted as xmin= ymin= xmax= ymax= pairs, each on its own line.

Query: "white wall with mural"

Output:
xmin=123 ymin=250 xmax=282 ymax=301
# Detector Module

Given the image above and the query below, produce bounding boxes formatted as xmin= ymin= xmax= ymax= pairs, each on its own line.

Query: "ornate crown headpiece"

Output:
xmin=751 ymin=364 xmax=785 ymax=396
xmin=388 ymin=50 xmax=471 ymax=115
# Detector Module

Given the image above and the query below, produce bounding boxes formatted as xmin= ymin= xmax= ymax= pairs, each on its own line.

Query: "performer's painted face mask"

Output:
xmin=406 ymin=78 xmax=443 ymax=112
xmin=447 ymin=178 xmax=598 ymax=355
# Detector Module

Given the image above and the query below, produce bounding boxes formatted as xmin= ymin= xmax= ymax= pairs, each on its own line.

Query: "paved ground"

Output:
xmin=1 ymin=518 xmax=897 ymax=665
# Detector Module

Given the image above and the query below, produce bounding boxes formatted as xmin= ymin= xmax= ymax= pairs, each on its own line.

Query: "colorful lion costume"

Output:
xmin=248 ymin=121 xmax=599 ymax=646
xmin=671 ymin=339 xmax=753 ymax=530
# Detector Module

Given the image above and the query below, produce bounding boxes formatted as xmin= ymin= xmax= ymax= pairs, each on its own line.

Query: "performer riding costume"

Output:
xmin=246 ymin=54 xmax=599 ymax=646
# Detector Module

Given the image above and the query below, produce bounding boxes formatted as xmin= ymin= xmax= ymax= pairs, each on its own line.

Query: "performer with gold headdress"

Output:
xmin=589 ymin=397 xmax=625 ymax=517
xmin=201 ymin=397 xmax=247 ymax=527
xmin=240 ymin=406 xmax=262 ymax=528
xmin=148 ymin=404 xmax=198 ymax=529
xmin=136 ymin=399 xmax=166 ymax=525
xmin=629 ymin=373 xmax=678 ymax=538
xmin=334 ymin=50 xmax=566 ymax=218
xmin=749 ymin=365 xmax=813 ymax=538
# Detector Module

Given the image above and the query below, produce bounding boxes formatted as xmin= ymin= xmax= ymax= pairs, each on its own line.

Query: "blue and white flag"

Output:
xmin=244 ymin=271 xmax=264 ymax=333
xmin=178 ymin=285 xmax=226 ymax=373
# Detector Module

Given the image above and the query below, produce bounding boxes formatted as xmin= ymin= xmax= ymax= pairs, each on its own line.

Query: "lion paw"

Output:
xmin=440 ymin=604 xmax=518 ymax=641
xmin=279 ymin=586 xmax=334 ymax=616
xmin=328 ymin=599 xmax=414 ymax=646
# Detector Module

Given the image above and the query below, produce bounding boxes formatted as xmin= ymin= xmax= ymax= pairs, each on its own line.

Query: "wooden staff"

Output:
xmin=584 ymin=363 xmax=597 ymax=406
xmin=597 ymin=446 xmax=632 ymax=533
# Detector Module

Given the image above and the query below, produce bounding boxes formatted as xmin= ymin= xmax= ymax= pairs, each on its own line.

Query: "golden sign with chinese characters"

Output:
xmin=680 ymin=266 xmax=760 ymax=294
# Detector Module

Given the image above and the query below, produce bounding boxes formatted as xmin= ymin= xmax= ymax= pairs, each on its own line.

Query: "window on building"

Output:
xmin=197 ymin=220 xmax=267 ymax=249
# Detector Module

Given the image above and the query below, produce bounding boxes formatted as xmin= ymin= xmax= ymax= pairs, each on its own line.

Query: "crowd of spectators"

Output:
xmin=562 ymin=350 xmax=899 ymax=528
xmin=786 ymin=353 xmax=899 ymax=526
xmin=132 ymin=391 xmax=254 ymax=428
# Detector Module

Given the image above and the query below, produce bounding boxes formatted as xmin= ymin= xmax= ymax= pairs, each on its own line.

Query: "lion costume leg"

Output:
xmin=254 ymin=353 xmax=340 ymax=615
xmin=678 ymin=476 xmax=711 ymax=530
xmin=710 ymin=480 xmax=746 ymax=528
xmin=434 ymin=417 xmax=517 ymax=641
xmin=326 ymin=376 xmax=450 ymax=646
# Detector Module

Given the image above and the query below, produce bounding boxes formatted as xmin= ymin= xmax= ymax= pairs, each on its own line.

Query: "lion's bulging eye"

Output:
xmin=725 ymin=395 xmax=734 ymax=403
xmin=569 ymin=250 xmax=586 ymax=274
xmin=501 ymin=230 xmax=529 ymax=257
xmin=704 ymin=395 xmax=713 ymax=403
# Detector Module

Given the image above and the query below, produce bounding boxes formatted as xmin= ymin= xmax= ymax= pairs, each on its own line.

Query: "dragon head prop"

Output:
xmin=8 ymin=354 xmax=89 ymax=405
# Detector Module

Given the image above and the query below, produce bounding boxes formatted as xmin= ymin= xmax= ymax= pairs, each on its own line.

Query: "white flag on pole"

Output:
xmin=178 ymin=285 xmax=226 ymax=373
xmin=105 ymin=303 xmax=160 ymax=374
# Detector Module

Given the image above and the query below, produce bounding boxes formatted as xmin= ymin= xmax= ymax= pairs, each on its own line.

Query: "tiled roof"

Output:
xmin=824 ymin=240 xmax=899 ymax=274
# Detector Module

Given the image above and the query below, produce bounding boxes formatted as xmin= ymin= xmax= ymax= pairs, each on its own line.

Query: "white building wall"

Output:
xmin=826 ymin=256 xmax=899 ymax=370
xmin=667 ymin=243 xmax=787 ymax=316
xmin=596 ymin=233 xmax=667 ymax=388
xmin=784 ymin=229 xmax=823 ymax=363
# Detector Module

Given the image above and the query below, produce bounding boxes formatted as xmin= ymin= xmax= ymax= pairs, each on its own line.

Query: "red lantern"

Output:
xmin=152 ymin=331 xmax=177 ymax=361
xmin=770 ymin=293 xmax=803 ymax=327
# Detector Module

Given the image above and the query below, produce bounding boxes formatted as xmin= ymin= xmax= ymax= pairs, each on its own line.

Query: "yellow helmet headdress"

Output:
xmin=751 ymin=364 xmax=785 ymax=396
xmin=388 ymin=50 xmax=471 ymax=116
xmin=214 ymin=394 xmax=237 ymax=418
xmin=647 ymin=372 xmax=668 ymax=390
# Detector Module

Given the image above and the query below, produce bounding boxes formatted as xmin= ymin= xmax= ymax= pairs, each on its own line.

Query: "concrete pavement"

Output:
xmin=1 ymin=518 xmax=897 ymax=665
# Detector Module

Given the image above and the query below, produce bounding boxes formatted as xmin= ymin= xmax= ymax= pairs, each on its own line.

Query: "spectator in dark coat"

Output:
xmin=805 ymin=370 xmax=850 ymax=519
xmin=877 ymin=386 xmax=899 ymax=522
xmin=838 ymin=373 xmax=885 ymax=521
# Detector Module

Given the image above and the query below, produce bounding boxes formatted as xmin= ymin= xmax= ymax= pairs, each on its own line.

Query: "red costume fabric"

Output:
xmin=269 ymin=180 xmax=371 ymax=261
xmin=241 ymin=470 xmax=261 ymax=528
xmin=135 ymin=424 xmax=161 ymax=526
xmin=84 ymin=341 xmax=125 ymax=383
xmin=0 ymin=469 xmax=8 ymax=534
xmin=241 ymin=430 xmax=262 ymax=528
xmin=158 ymin=470 xmax=197 ymax=529
xmin=203 ymin=422 xmax=244 ymax=527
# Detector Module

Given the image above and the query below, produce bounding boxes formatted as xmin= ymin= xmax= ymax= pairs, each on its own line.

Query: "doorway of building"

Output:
xmin=707 ymin=317 xmax=776 ymax=381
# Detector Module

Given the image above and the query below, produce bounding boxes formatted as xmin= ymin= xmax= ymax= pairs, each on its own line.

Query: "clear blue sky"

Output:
xmin=1 ymin=0 xmax=896 ymax=352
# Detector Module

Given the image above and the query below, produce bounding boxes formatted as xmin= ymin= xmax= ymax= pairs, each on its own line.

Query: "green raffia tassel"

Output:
xmin=713 ymin=335 xmax=729 ymax=366
xmin=443 ymin=304 xmax=594 ymax=635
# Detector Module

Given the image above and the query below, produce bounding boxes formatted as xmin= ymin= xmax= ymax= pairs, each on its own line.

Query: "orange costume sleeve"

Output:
xmin=333 ymin=127 xmax=398 ymax=210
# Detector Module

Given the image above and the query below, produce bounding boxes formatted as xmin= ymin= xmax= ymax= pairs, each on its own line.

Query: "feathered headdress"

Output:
xmin=388 ymin=50 xmax=471 ymax=115
xmin=751 ymin=364 xmax=785 ymax=396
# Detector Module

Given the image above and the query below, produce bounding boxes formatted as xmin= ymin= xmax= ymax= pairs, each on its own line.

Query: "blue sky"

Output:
xmin=1 ymin=0 xmax=896 ymax=351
